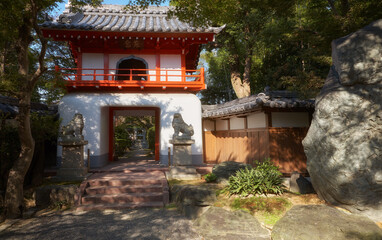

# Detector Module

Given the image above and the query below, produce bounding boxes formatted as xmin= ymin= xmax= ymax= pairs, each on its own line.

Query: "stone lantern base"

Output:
xmin=56 ymin=140 xmax=89 ymax=181
xmin=167 ymin=139 xmax=201 ymax=180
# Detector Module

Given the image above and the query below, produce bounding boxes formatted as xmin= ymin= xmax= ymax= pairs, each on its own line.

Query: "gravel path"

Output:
xmin=0 ymin=208 xmax=202 ymax=240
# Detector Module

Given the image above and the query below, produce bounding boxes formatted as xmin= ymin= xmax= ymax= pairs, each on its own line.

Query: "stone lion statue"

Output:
xmin=60 ymin=113 xmax=84 ymax=142
xmin=172 ymin=113 xmax=194 ymax=140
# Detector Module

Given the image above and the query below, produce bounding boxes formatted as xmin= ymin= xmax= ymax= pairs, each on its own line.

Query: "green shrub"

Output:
xmin=114 ymin=125 xmax=132 ymax=157
xmin=204 ymin=173 xmax=217 ymax=183
xmin=226 ymin=159 xmax=284 ymax=196
xmin=146 ymin=126 xmax=155 ymax=151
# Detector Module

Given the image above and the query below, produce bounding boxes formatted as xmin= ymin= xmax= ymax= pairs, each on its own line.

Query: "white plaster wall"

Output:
xmin=216 ymin=119 xmax=228 ymax=131
xmin=109 ymin=54 xmax=156 ymax=81
xmin=271 ymin=112 xmax=310 ymax=127
xmin=160 ymin=54 xmax=181 ymax=81
xmin=247 ymin=112 xmax=267 ymax=128
xmin=203 ymin=119 xmax=215 ymax=131
xmin=82 ymin=53 xmax=104 ymax=80
xmin=230 ymin=117 xmax=245 ymax=130
xmin=58 ymin=93 xmax=203 ymax=166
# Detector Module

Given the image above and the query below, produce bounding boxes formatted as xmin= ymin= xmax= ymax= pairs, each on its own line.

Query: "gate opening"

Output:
xmin=108 ymin=107 xmax=160 ymax=161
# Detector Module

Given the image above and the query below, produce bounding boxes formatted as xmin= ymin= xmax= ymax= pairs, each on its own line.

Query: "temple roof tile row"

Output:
xmin=42 ymin=5 xmax=223 ymax=34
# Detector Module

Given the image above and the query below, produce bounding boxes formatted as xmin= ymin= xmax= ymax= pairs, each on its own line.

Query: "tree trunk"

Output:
xmin=4 ymin=94 xmax=35 ymax=218
xmin=30 ymin=141 xmax=45 ymax=187
xmin=4 ymin=14 xmax=35 ymax=218
xmin=3 ymin=0 xmax=47 ymax=219
xmin=230 ymin=53 xmax=251 ymax=98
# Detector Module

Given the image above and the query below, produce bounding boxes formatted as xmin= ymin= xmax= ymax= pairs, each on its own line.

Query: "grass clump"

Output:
xmin=231 ymin=196 xmax=291 ymax=226
xmin=226 ymin=159 xmax=284 ymax=196
xmin=203 ymin=173 xmax=217 ymax=183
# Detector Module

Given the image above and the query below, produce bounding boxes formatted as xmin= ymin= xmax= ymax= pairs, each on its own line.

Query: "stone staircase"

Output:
xmin=76 ymin=171 xmax=169 ymax=211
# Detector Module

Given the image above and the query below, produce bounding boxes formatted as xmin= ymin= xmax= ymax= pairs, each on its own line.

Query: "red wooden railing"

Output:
xmin=55 ymin=66 xmax=205 ymax=91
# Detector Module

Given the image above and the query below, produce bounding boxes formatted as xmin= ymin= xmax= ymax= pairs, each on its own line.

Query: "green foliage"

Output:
xmin=114 ymin=116 xmax=154 ymax=156
xmin=0 ymin=113 xmax=59 ymax=191
xmin=114 ymin=125 xmax=133 ymax=157
xmin=0 ymin=116 xmax=20 ymax=190
xmin=203 ymin=173 xmax=217 ymax=183
xmin=30 ymin=112 xmax=60 ymax=143
xmin=231 ymin=196 xmax=290 ymax=213
xmin=226 ymin=159 xmax=284 ymax=196
xmin=146 ymin=126 xmax=155 ymax=151
xmin=230 ymin=196 xmax=291 ymax=225
xmin=192 ymin=0 xmax=382 ymax=99
xmin=199 ymin=50 xmax=236 ymax=104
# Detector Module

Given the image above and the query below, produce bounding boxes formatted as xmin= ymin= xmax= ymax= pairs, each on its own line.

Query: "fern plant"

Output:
xmin=226 ymin=159 xmax=284 ymax=196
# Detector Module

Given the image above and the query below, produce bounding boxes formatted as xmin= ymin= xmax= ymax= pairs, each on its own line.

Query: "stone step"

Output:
xmin=76 ymin=201 xmax=164 ymax=211
xmin=85 ymin=184 xmax=163 ymax=195
xmin=86 ymin=178 xmax=162 ymax=187
xmin=81 ymin=192 xmax=164 ymax=205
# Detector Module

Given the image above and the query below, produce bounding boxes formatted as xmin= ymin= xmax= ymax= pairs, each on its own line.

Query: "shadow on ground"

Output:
xmin=0 ymin=208 xmax=201 ymax=240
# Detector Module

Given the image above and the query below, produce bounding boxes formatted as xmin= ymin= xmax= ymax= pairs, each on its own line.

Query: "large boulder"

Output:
xmin=194 ymin=207 xmax=270 ymax=240
xmin=171 ymin=184 xmax=217 ymax=219
xmin=272 ymin=205 xmax=382 ymax=240
xmin=302 ymin=19 xmax=382 ymax=221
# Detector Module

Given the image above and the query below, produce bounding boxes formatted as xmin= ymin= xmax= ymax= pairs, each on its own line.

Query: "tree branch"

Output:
xmin=0 ymin=89 xmax=19 ymax=98
xmin=30 ymin=0 xmax=47 ymax=87
xmin=327 ymin=0 xmax=339 ymax=16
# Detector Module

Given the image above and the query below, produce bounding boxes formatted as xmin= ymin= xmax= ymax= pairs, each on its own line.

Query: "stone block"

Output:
xmin=272 ymin=205 xmax=382 ymax=240
xmin=166 ymin=166 xmax=201 ymax=180
xmin=194 ymin=207 xmax=270 ymax=239
xmin=289 ymin=171 xmax=315 ymax=194
xmin=170 ymin=139 xmax=195 ymax=166
xmin=171 ymin=184 xmax=217 ymax=219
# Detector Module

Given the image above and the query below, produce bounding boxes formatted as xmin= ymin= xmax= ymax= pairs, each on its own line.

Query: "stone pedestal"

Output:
xmin=57 ymin=140 xmax=88 ymax=181
xmin=168 ymin=139 xmax=200 ymax=180
xmin=169 ymin=139 xmax=195 ymax=166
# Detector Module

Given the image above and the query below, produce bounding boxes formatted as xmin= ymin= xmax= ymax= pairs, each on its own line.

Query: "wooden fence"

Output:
xmin=203 ymin=127 xmax=309 ymax=174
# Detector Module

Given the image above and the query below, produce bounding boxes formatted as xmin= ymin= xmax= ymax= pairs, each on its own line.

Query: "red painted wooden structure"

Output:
xmin=40 ymin=5 xmax=221 ymax=163
xmin=56 ymin=67 xmax=205 ymax=92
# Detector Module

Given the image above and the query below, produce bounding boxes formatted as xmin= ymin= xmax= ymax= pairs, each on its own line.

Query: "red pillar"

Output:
xmin=108 ymin=108 xmax=114 ymax=161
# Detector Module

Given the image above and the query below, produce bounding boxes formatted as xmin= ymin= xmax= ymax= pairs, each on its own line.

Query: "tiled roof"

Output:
xmin=41 ymin=4 xmax=223 ymax=34
xmin=0 ymin=96 xmax=57 ymax=118
xmin=202 ymin=90 xmax=315 ymax=118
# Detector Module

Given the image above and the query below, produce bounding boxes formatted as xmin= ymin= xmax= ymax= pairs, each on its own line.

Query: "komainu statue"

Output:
xmin=172 ymin=113 xmax=194 ymax=140
xmin=60 ymin=113 xmax=84 ymax=142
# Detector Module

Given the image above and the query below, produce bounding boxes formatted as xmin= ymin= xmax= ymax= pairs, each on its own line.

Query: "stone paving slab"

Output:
xmin=0 ymin=209 xmax=202 ymax=240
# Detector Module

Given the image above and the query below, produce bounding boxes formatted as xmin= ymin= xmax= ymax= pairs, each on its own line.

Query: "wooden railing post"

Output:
xmin=60 ymin=67 xmax=206 ymax=91
xmin=200 ymin=67 xmax=205 ymax=83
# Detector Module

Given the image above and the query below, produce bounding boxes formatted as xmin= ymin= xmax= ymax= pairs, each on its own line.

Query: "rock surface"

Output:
xmin=194 ymin=207 xmax=270 ymax=240
xmin=289 ymin=171 xmax=315 ymax=194
xmin=212 ymin=161 xmax=251 ymax=183
xmin=272 ymin=205 xmax=382 ymax=240
xmin=171 ymin=184 xmax=216 ymax=219
xmin=302 ymin=19 xmax=382 ymax=221
xmin=35 ymin=185 xmax=78 ymax=207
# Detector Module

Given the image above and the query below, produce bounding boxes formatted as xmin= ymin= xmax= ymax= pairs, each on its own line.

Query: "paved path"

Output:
xmin=0 ymin=208 xmax=202 ymax=240
xmin=90 ymin=149 xmax=168 ymax=173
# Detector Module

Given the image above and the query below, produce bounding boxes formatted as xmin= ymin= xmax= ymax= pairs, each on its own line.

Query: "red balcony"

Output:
xmin=56 ymin=67 xmax=205 ymax=92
